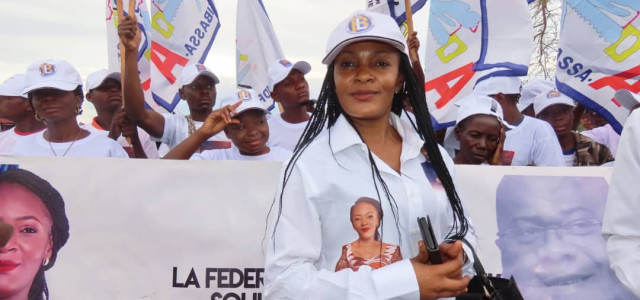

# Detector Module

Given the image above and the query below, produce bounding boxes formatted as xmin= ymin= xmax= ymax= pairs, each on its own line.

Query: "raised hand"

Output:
xmin=117 ymin=15 xmax=141 ymax=53
xmin=196 ymin=100 xmax=243 ymax=138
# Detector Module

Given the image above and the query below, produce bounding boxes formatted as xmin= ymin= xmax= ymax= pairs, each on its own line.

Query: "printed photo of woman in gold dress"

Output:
xmin=335 ymin=197 xmax=402 ymax=271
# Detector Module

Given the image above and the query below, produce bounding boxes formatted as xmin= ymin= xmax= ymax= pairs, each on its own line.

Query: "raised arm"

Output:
xmin=118 ymin=15 xmax=165 ymax=138
xmin=163 ymin=102 xmax=240 ymax=159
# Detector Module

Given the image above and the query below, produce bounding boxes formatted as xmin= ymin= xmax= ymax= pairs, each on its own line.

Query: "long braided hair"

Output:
xmin=272 ymin=50 xmax=469 ymax=242
xmin=0 ymin=169 xmax=70 ymax=300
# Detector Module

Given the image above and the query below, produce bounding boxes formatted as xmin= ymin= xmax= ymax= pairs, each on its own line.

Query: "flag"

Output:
xmin=555 ymin=0 xmax=640 ymax=134
xmin=149 ymin=0 xmax=221 ymax=113
xmin=106 ymin=0 xmax=154 ymax=108
xmin=236 ymin=0 xmax=285 ymax=111
xmin=366 ymin=0 xmax=428 ymax=36
xmin=423 ymin=0 xmax=532 ymax=129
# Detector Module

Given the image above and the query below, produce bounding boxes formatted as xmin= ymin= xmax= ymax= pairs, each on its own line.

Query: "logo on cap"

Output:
xmin=346 ymin=14 xmax=374 ymax=34
xmin=547 ymin=90 xmax=561 ymax=99
xmin=237 ymin=89 xmax=252 ymax=101
xmin=196 ymin=64 xmax=206 ymax=72
xmin=279 ymin=59 xmax=292 ymax=67
xmin=39 ymin=63 xmax=56 ymax=77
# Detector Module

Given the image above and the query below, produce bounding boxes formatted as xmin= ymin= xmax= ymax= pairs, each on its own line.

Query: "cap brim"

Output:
xmin=90 ymin=72 xmax=122 ymax=90
xmin=322 ymin=36 xmax=405 ymax=64
xmin=234 ymin=107 xmax=269 ymax=117
xmin=614 ymin=89 xmax=640 ymax=110
xmin=292 ymin=61 xmax=312 ymax=75
xmin=190 ymin=71 xmax=220 ymax=85
xmin=23 ymin=80 xmax=79 ymax=94
xmin=0 ymin=85 xmax=23 ymax=97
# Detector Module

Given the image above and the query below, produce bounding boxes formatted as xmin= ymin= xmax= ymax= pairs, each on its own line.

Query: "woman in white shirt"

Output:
xmin=10 ymin=59 xmax=128 ymax=158
xmin=265 ymin=11 xmax=474 ymax=299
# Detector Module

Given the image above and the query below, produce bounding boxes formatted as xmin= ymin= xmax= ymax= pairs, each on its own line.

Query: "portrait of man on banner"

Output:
xmin=495 ymin=175 xmax=635 ymax=300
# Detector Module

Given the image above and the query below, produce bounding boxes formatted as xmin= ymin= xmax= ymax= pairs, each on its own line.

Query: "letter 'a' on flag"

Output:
xmin=236 ymin=0 xmax=285 ymax=111
xmin=366 ymin=0 xmax=427 ymax=36
xmin=424 ymin=0 xmax=532 ymax=130
xmin=106 ymin=0 xmax=155 ymax=109
xmin=149 ymin=0 xmax=221 ymax=113
xmin=555 ymin=0 xmax=640 ymax=134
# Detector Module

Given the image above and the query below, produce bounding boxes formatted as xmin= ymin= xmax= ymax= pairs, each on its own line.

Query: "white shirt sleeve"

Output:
xmin=602 ymin=110 xmax=640 ymax=298
xmin=265 ymin=163 xmax=420 ymax=300
xmin=532 ymin=121 xmax=564 ymax=166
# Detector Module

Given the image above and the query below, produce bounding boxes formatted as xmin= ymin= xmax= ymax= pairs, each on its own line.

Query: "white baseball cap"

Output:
xmin=533 ymin=89 xmax=575 ymax=116
xmin=220 ymin=88 xmax=269 ymax=116
xmin=180 ymin=63 xmax=220 ymax=86
xmin=0 ymin=74 xmax=28 ymax=98
xmin=443 ymin=94 xmax=511 ymax=150
xmin=268 ymin=59 xmax=311 ymax=92
xmin=472 ymin=77 xmax=522 ymax=96
xmin=23 ymin=59 xmax=83 ymax=94
xmin=85 ymin=69 xmax=122 ymax=91
xmin=518 ymin=78 xmax=555 ymax=112
xmin=323 ymin=11 xmax=408 ymax=65
xmin=614 ymin=89 xmax=640 ymax=110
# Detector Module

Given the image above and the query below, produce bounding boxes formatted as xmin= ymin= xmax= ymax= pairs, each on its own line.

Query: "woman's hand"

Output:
xmin=196 ymin=101 xmax=242 ymax=138
xmin=411 ymin=241 xmax=471 ymax=299
xmin=489 ymin=125 xmax=506 ymax=165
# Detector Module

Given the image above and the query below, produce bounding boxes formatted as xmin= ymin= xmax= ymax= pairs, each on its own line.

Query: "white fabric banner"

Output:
xmin=0 ymin=156 xmax=632 ymax=299
xmin=105 ymin=0 xmax=155 ymax=109
xmin=556 ymin=0 xmax=640 ymax=134
xmin=424 ymin=0 xmax=532 ymax=129
xmin=150 ymin=0 xmax=221 ymax=113
xmin=236 ymin=0 xmax=284 ymax=111
xmin=365 ymin=0 xmax=427 ymax=36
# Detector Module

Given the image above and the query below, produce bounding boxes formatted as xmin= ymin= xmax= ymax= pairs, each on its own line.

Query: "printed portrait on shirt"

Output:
xmin=495 ymin=175 xmax=634 ymax=300
xmin=334 ymin=197 xmax=402 ymax=272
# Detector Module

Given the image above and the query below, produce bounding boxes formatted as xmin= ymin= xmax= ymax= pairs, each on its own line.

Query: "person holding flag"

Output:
xmin=117 ymin=16 xmax=231 ymax=154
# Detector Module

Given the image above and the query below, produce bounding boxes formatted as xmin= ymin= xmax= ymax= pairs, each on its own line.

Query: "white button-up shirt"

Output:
xmin=602 ymin=109 xmax=640 ymax=298
xmin=265 ymin=113 xmax=475 ymax=299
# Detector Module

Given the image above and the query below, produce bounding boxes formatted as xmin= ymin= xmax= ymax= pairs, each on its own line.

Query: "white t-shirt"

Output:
xmin=10 ymin=131 xmax=129 ymax=158
xmin=503 ymin=116 xmax=564 ymax=166
xmin=191 ymin=145 xmax=292 ymax=162
xmin=82 ymin=118 xmax=160 ymax=158
xmin=581 ymin=124 xmax=620 ymax=156
xmin=154 ymin=113 xmax=231 ymax=152
xmin=0 ymin=128 xmax=45 ymax=155
xmin=267 ymin=113 xmax=310 ymax=151
xmin=563 ymin=153 xmax=575 ymax=166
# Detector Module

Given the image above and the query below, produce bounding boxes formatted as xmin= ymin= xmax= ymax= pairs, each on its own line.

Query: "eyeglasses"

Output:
xmin=186 ymin=84 xmax=215 ymax=91
xmin=497 ymin=220 xmax=602 ymax=250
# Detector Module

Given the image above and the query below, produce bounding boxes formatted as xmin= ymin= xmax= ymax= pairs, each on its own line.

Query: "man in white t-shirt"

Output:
xmin=267 ymin=59 xmax=312 ymax=151
xmin=164 ymin=88 xmax=291 ymax=162
xmin=118 ymin=17 xmax=230 ymax=154
xmin=84 ymin=69 xmax=159 ymax=158
xmin=473 ymin=76 xmax=564 ymax=166
xmin=0 ymin=74 xmax=46 ymax=154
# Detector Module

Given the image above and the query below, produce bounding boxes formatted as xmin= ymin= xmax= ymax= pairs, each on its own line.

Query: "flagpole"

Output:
xmin=116 ymin=0 xmax=135 ymax=144
xmin=404 ymin=0 xmax=418 ymax=59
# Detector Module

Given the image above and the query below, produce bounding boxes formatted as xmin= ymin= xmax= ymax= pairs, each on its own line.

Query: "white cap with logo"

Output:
xmin=180 ymin=63 xmax=220 ymax=86
xmin=268 ymin=59 xmax=311 ymax=92
xmin=220 ymin=88 xmax=269 ymax=116
xmin=85 ymin=69 xmax=122 ymax=91
xmin=0 ymin=74 xmax=28 ymax=98
xmin=614 ymin=89 xmax=640 ymax=110
xmin=323 ymin=11 xmax=408 ymax=65
xmin=518 ymin=78 xmax=555 ymax=112
xmin=472 ymin=76 xmax=522 ymax=96
xmin=23 ymin=59 xmax=83 ymax=94
xmin=533 ymin=89 xmax=575 ymax=116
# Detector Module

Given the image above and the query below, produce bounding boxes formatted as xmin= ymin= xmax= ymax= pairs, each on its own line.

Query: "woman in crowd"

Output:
xmin=265 ymin=11 xmax=475 ymax=299
xmin=0 ymin=168 xmax=70 ymax=300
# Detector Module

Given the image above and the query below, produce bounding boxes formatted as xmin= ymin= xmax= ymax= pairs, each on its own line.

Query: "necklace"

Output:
xmin=46 ymin=129 xmax=83 ymax=157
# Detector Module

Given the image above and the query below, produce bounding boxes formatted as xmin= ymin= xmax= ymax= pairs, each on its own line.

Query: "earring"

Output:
xmin=75 ymin=107 xmax=83 ymax=115
xmin=35 ymin=113 xmax=43 ymax=122
xmin=42 ymin=258 xmax=49 ymax=267
xmin=394 ymin=87 xmax=401 ymax=94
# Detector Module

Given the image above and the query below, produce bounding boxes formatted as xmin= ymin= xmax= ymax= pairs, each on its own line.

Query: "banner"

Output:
xmin=106 ymin=0 xmax=154 ymax=108
xmin=365 ymin=0 xmax=427 ymax=36
xmin=555 ymin=1 xmax=640 ymax=134
xmin=424 ymin=0 xmax=532 ymax=129
xmin=236 ymin=0 xmax=284 ymax=111
xmin=0 ymin=156 xmax=632 ymax=299
xmin=149 ymin=0 xmax=221 ymax=113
